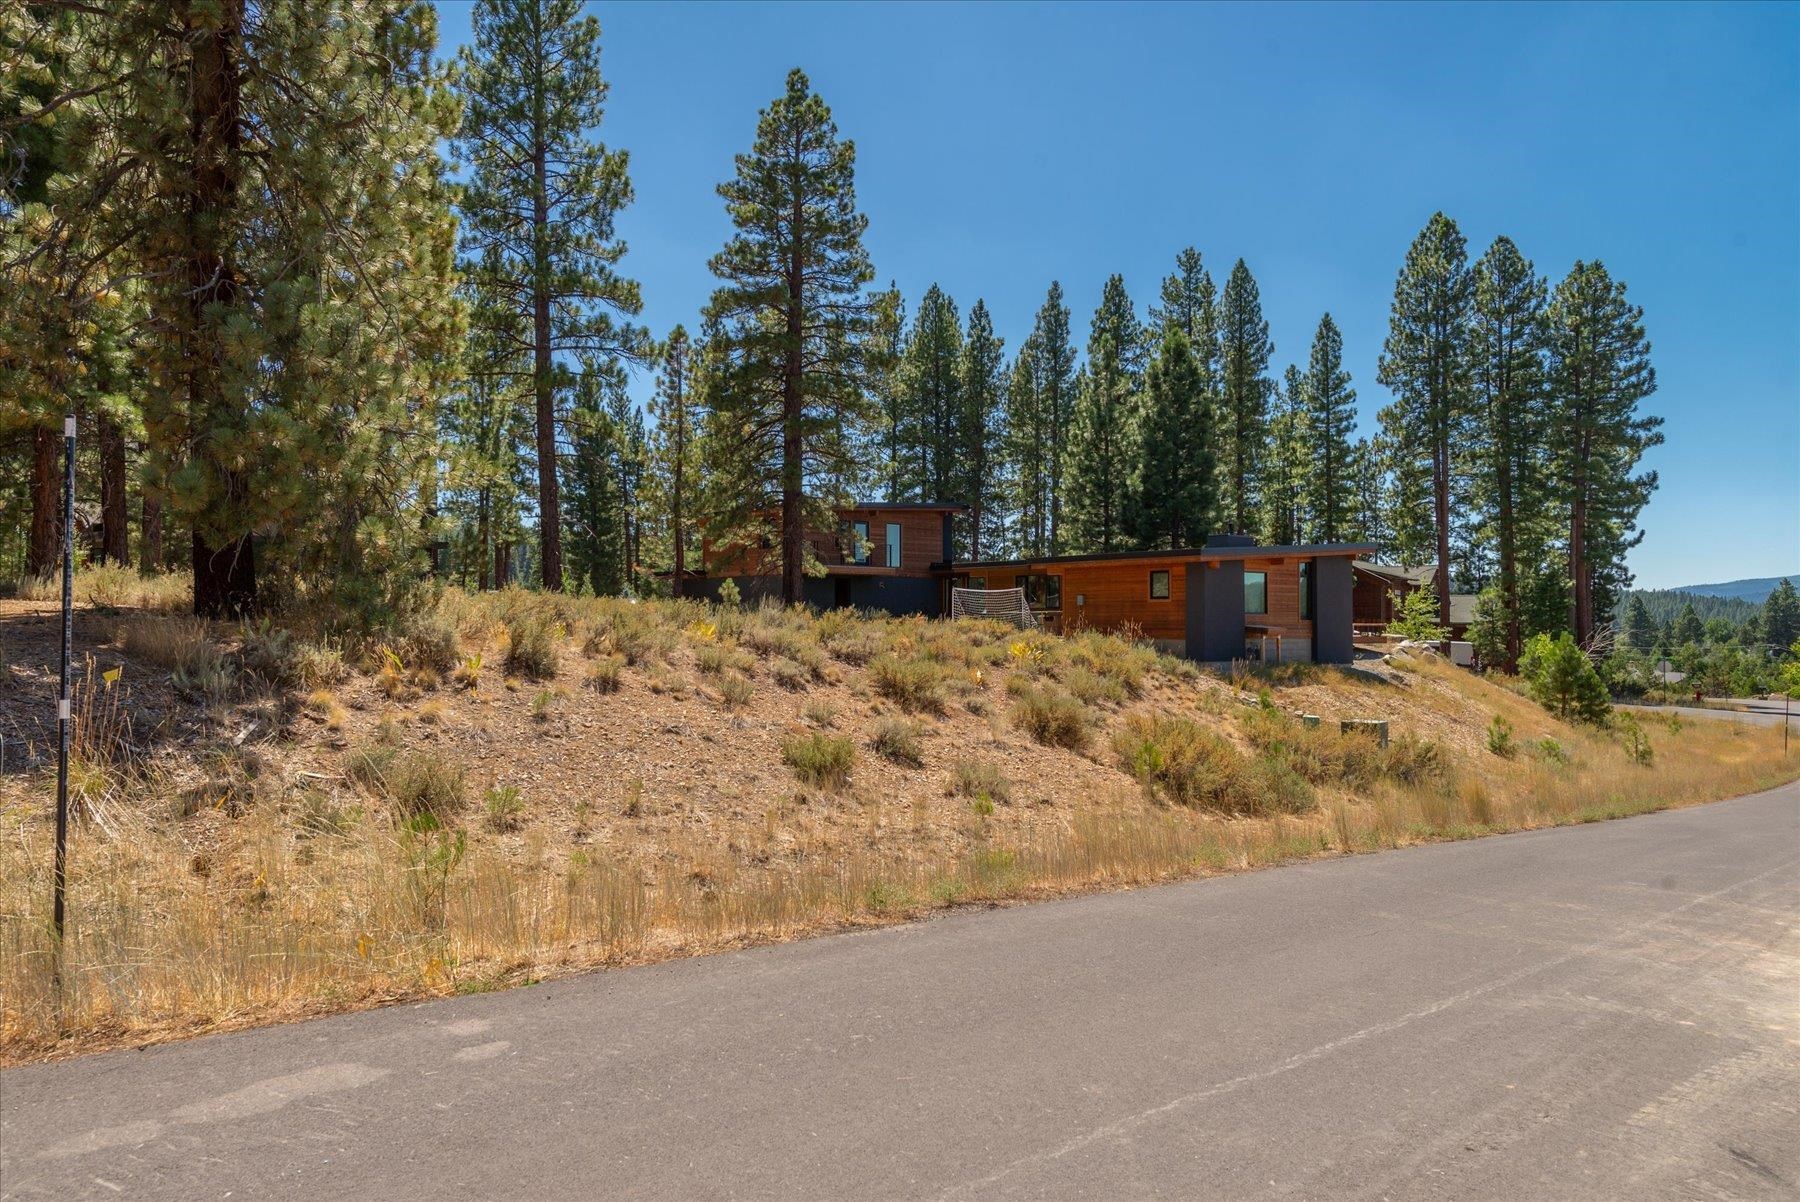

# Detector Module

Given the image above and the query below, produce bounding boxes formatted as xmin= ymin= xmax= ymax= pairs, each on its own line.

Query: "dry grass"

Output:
xmin=2 ymin=592 xmax=1795 ymax=1066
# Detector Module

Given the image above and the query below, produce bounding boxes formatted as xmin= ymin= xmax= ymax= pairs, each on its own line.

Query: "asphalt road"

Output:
xmin=1620 ymin=701 xmax=1793 ymax=728
xmin=5 ymin=785 xmax=1798 ymax=1201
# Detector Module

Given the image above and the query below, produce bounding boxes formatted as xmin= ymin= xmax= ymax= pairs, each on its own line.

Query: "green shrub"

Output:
xmin=1615 ymin=713 xmax=1654 ymax=765
xmin=947 ymin=757 xmax=1011 ymax=805
xmin=586 ymin=654 xmax=625 ymax=694
xmin=1387 ymin=584 xmax=1450 ymax=642
xmin=1519 ymin=632 xmax=1610 ymax=725
xmin=719 ymin=673 xmax=755 ymax=709
xmin=1381 ymin=734 xmax=1446 ymax=784
xmin=399 ymin=611 xmax=461 ymax=675
xmin=484 ymin=785 xmax=525 ymax=832
xmin=1061 ymin=665 xmax=1125 ymax=706
xmin=1009 ymin=683 xmax=1089 ymax=749
xmin=782 ymin=733 xmax=856 ymax=790
xmin=871 ymin=717 xmax=925 ymax=767
xmin=870 ymin=654 xmax=949 ymax=714
xmin=348 ymin=745 xmax=466 ymax=821
xmin=1486 ymin=714 xmax=1515 ymax=758
xmin=1113 ymin=713 xmax=1246 ymax=811
xmin=803 ymin=698 xmax=837 ymax=727
xmin=1535 ymin=736 xmax=1569 ymax=765
xmin=771 ymin=658 xmax=811 ymax=691
xmin=504 ymin=615 xmax=559 ymax=680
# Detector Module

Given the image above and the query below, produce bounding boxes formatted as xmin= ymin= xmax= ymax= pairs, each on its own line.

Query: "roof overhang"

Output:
xmin=950 ymin=543 xmax=1377 ymax=572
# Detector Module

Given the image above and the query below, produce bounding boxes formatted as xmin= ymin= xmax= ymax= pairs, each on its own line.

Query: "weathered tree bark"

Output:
xmin=183 ymin=0 xmax=254 ymax=618
xmin=28 ymin=426 xmax=59 ymax=578
xmin=98 ymin=412 xmax=129 ymax=565
xmin=476 ymin=487 xmax=492 ymax=590
xmin=493 ymin=539 xmax=511 ymax=589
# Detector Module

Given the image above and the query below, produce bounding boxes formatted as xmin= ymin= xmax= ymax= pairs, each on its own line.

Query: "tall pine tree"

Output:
xmin=1061 ymin=335 xmax=1136 ymax=553
xmin=1261 ymin=365 xmax=1309 ymax=545
xmin=1218 ymin=259 xmax=1273 ymax=534
xmin=1469 ymin=236 xmax=1551 ymax=666
xmin=455 ymin=0 xmax=647 ymax=593
xmin=1130 ymin=327 xmax=1216 ymax=549
xmin=1301 ymin=313 xmax=1356 ymax=543
xmin=1377 ymin=213 xmax=1473 ymax=628
xmin=895 ymin=284 xmax=963 ymax=503
xmin=704 ymin=69 xmax=875 ymax=604
xmin=956 ymin=300 xmax=1007 ymax=558
xmin=1544 ymin=260 xmax=1660 ymax=647
xmin=1004 ymin=282 xmax=1076 ymax=557
xmin=646 ymin=325 xmax=702 ymax=596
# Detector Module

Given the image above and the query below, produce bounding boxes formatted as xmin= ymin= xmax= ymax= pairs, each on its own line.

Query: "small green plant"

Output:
xmin=531 ymin=688 xmax=557 ymax=722
xmin=870 ymin=717 xmax=925 ymax=767
xmin=803 ymin=698 xmax=837 ymax=727
xmin=1386 ymin=584 xmax=1450 ymax=643
xmin=716 ymin=578 xmax=742 ymax=608
xmin=1535 ymin=736 xmax=1569 ymax=765
xmin=1009 ymin=683 xmax=1089 ymax=750
xmin=771 ymin=658 xmax=810 ymax=691
xmin=399 ymin=813 xmax=467 ymax=930
xmin=586 ymin=654 xmax=624 ymax=694
xmin=947 ymin=757 xmax=1011 ymax=805
xmin=1486 ymin=714 xmax=1515 ymax=758
xmin=718 ymin=673 xmax=755 ymax=709
xmin=505 ymin=615 xmax=559 ymax=680
xmin=484 ymin=785 xmax=525 ymax=832
xmin=870 ymin=654 xmax=949 ymax=714
xmin=969 ymin=796 xmax=995 ymax=817
xmin=453 ymin=653 xmax=483 ymax=690
xmin=622 ymin=777 xmax=645 ymax=818
xmin=348 ymin=745 xmax=466 ymax=821
xmin=1615 ymin=713 xmax=1654 ymax=766
xmin=782 ymin=732 xmax=856 ymax=790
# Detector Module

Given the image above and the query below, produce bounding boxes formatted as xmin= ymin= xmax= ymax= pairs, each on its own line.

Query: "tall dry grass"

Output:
xmin=2 ymin=707 xmax=1790 ymax=1063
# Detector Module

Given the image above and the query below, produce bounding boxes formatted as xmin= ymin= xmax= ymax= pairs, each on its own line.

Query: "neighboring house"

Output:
xmin=692 ymin=502 xmax=1372 ymax=664
xmin=1351 ymin=560 xmax=1476 ymax=639
xmin=695 ymin=503 xmax=963 ymax=617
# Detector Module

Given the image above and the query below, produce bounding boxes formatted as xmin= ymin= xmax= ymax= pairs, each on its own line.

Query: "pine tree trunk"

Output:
xmin=98 ymin=412 xmax=129 ymax=566
xmin=532 ymin=174 xmax=561 ymax=592
xmin=780 ymin=149 xmax=806 ymax=607
xmin=494 ymin=538 xmax=510 ymax=589
xmin=28 ymin=425 xmax=58 ymax=578
xmin=1433 ymin=435 xmax=1451 ymax=631
xmin=670 ymin=400 xmax=685 ymax=598
xmin=477 ymin=487 xmax=492 ymax=590
xmin=140 ymin=491 xmax=163 ymax=573
xmin=184 ymin=0 xmax=255 ymax=618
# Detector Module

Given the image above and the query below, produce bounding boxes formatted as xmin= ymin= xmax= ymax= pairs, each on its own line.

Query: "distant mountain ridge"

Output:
xmin=1666 ymin=576 xmax=1795 ymax=605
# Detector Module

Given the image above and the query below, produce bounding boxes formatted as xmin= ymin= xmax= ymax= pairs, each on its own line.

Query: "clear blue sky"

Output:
xmin=433 ymin=0 xmax=1799 ymax=590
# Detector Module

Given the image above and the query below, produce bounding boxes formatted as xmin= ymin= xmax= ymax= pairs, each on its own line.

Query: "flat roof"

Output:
xmin=840 ymin=502 xmax=967 ymax=513
xmin=946 ymin=542 xmax=1378 ymax=572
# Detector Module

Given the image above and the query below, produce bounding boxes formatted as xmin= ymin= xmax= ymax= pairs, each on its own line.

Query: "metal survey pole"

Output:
xmin=53 ymin=412 xmax=74 ymax=965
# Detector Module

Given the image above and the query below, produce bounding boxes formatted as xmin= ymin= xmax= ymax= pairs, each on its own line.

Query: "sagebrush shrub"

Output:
xmin=870 ymin=655 xmax=949 ymax=714
xmin=1009 ymin=684 xmax=1089 ymax=750
xmin=504 ymin=615 xmax=559 ymax=680
xmin=782 ymin=733 xmax=856 ymax=790
xmin=871 ymin=717 xmax=924 ymax=767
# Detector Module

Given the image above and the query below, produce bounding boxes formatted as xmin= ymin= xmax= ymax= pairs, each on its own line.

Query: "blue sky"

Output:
xmin=433 ymin=1 xmax=1799 ymax=590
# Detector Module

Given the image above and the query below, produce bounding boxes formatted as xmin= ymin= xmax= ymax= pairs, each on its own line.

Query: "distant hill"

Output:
xmin=1667 ymin=576 xmax=1795 ymax=605
xmin=1621 ymin=588 xmax=1761 ymax=628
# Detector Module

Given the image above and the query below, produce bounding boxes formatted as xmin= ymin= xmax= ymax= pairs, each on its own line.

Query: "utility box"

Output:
xmin=1340 ymin=718 xmax=1389 ymax=747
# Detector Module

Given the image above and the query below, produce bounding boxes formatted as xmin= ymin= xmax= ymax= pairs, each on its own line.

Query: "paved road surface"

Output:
xmin=1620 ymin=701 xmax=1792 ymax=728
xmin=5 ymin=785 xmax=1798 ymax=1201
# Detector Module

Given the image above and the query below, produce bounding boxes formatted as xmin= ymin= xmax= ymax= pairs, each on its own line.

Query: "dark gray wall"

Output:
xmin=686 ymin=574 xmax=942 ymax=617
xmin=1312 ymin=556 xmax=1354 ymax=664
xmin=1184 ymin=561 xmax=1246 ymax=661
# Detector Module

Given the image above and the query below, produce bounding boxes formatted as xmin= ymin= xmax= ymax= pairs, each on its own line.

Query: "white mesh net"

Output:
xmin=950 ymin=587 xmax=1039 ymax=630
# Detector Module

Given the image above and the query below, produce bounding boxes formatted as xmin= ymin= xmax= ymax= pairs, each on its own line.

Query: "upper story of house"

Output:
xmin=700 ymin=503 xmax=964 ymax=578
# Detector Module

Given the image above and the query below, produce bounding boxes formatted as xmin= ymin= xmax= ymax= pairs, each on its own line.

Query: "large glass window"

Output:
xmin=1149 ymin=569 xmax=1171 ymax=600
xmin=1299 ymin=561 xmax=1313 ymax=619
xmin=851 ymin=520 xmax=870 ymax=564
xmin=1244 ymin=570 xmax=1268 ymax=615
xmin=885 ymin=522 xmax=902 ymax=568
xmin=1015 ymin=572 xmax=1063 ymax=611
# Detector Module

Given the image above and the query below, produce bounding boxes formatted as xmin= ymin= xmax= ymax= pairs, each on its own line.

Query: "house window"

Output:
xmin=885 ymin=523 xmax=902 ymax=568
xmin=1015 ymin=572 xmax=1063 ymax=611
xmin=1244 ymin=570 xmax=1268 ymax=615
xmin=1299 ymin=561 xmax=1313 ymax=620
xmin=851 ymin=520 xmax=870 ymax=564
xmin=968 ymin=575 xmax=986 ymax=590
xmin=1149 ymin=569 xmax=1171 ymax=600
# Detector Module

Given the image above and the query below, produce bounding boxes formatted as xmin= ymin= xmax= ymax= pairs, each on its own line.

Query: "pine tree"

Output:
xmin=1468 ymin=236 xmax=1551 ymax=667
xmin=646 ymin=326 xmax=702 ymax=596
xmin=895 ymin=284 xmax=963 ymax=502
xmin=1130 ymin=327 xmax=1216 ymax=549
xmin=1061 ymin=335 xmax=1137 ymax=553
xmin=564 ymin=378 xmax=628 ymax=596
xmin=24 ymin=0 xmax=462 ymax=615
xmin=1377 ymin=213 xmax=1473 ymax=629
xmin=1261 ymin=365 xmax=1309 ymax=545
xmin=1762 ymin=579 xmax=1800 ymax=652
xmin=1300 ymin=314 xmax=1356 ymax=543
xmin=957 ymin=300 xmax=1007 ymax=558
xmin=867 ymin=285 xmax=907 ymax=502
xmin=1671 ymin=601 xmax=1704 ymax=648
xmin=455 ymin=0 xmax=647 ymax=593
xmin=1346 ymin=435 xmax=1392 ymax=553
xmin=1005 ymin=282 xmax=1077 ymax=557
xmin=1089 ymin=273 xmax=1147 ymax=382
xmin=1218 ymin=259 xmax=1273 ymax=534
xmin=704 ymin=69 xmax=875 ymax=604
xmin=1544 ymin=260 xmax=1661 ymax=647
xmin=1623 ymin=593 xmax=1656 ymax=652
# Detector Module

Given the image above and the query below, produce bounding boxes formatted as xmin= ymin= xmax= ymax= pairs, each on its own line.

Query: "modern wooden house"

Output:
xmin=691 ymin=504 xmax=1372 ymax=663
xmin=1352 ymin=560 xmax=1477 ymax=639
